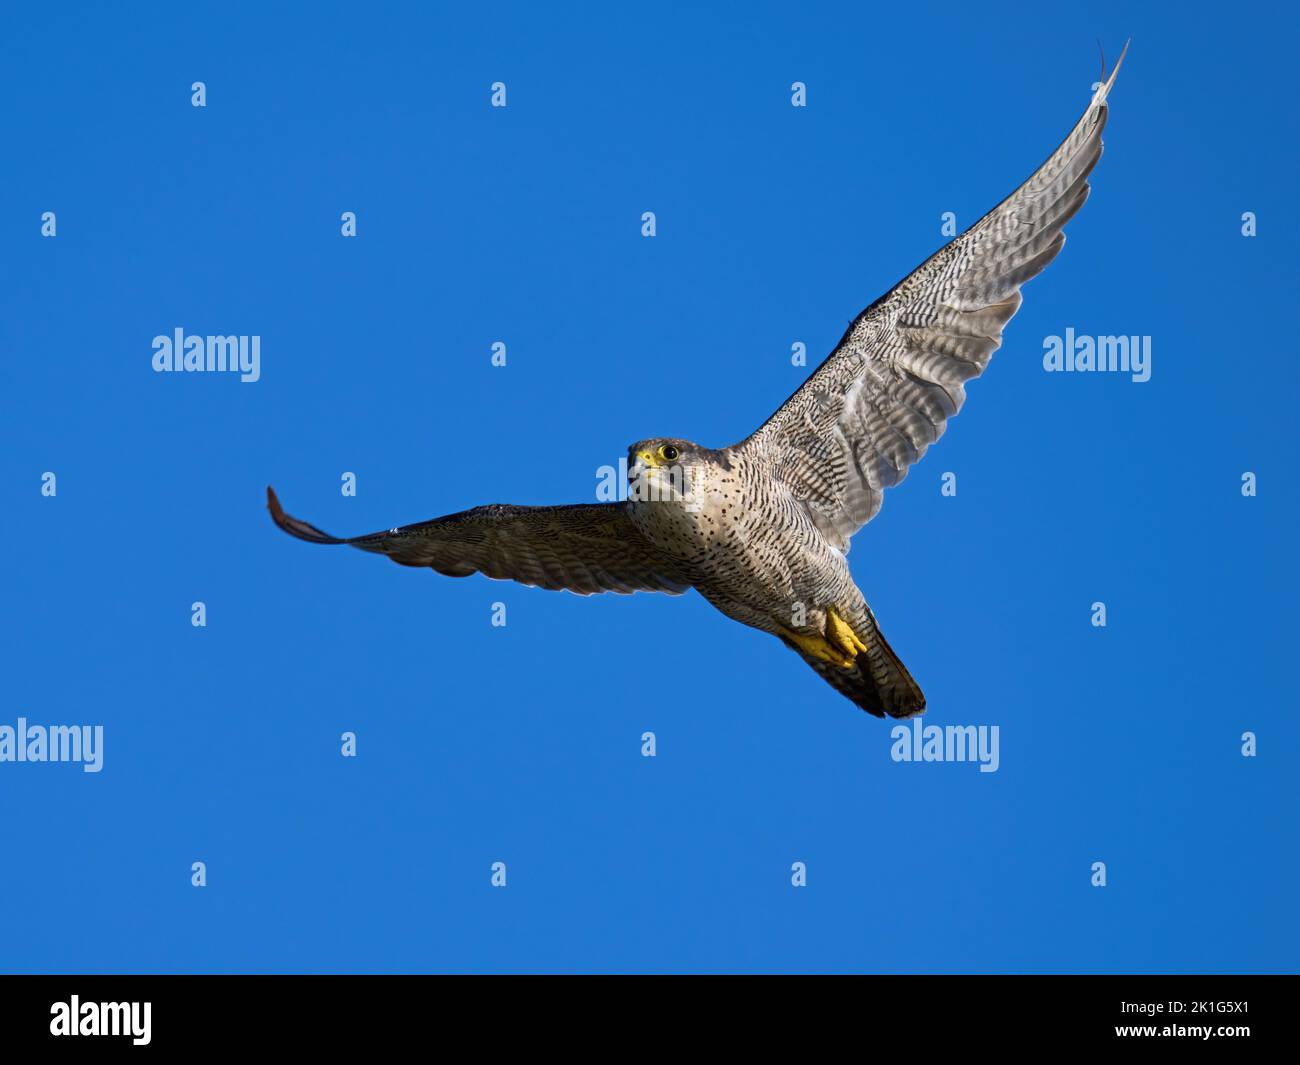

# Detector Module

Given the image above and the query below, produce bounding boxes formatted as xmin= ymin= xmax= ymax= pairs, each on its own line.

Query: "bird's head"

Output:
xmin=626 ymin=437 xmax=706 ymax=503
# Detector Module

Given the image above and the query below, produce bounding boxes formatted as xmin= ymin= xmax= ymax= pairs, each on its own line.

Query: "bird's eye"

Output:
xmin=659 ymin=444 xmax=680 ymax=462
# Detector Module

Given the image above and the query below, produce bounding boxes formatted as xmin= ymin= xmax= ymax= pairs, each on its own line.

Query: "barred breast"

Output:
xmin=629 ymin=449 xmax=855 ymax=636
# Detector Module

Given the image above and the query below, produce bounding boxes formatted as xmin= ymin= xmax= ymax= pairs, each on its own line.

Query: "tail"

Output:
xmin=785 ymin=617 xmax=925 ymax=719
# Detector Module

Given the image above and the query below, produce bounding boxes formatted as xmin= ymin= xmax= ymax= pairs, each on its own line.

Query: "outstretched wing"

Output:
xmin=743 ymin=45 xmax=1127 ymax=551
xmin=267 ymin=487 xmax=692 ymax=595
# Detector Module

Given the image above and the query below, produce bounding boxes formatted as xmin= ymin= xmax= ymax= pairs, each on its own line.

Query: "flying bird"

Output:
xmin=269 ymin=47 xmax=1127 ymax=718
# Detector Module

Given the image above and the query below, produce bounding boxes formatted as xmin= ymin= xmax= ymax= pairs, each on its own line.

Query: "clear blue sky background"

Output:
xmin=2 ymin=1 xmax=1296 ymax=973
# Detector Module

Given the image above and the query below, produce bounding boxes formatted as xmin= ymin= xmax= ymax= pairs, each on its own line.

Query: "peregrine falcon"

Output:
xmin=269 ymin=49 xmax=1126 ymax=718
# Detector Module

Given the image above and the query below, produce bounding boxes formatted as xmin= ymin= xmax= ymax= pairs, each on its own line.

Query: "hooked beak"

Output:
xmin=630 ymin=451 xmax=662 ymax=483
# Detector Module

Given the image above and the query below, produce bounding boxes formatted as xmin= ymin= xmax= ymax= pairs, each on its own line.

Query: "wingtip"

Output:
xmin=265 ymin=486 xmax=351 ymax=544
xmin=266 ymin=485 xmax=285 ymax=524
xmin=1106 ymin=38 xmax=1131 ymax=91
xmin=1094 ymin=38 xmax=1130 ymax=106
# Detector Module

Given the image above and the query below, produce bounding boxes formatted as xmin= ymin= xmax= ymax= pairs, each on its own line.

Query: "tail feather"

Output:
xmin=786 ymin=621 xmax=925 ymax=719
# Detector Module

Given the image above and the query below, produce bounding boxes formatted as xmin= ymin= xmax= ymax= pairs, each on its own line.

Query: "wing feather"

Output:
xmin=267 ymin=487 xmax=692 ymax=596
xmin=744 ymin=45 xmax=1126 ymax=550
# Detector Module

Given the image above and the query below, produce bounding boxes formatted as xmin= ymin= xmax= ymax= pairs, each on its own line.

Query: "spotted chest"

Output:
xmin=627 ymin=452 xmax=847 ymax=609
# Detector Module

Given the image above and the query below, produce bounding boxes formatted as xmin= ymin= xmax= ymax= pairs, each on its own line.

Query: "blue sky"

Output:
xmin=2 ymin=1 xmax=1296 ymax=973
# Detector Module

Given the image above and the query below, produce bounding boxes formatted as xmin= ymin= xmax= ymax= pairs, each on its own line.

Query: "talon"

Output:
xmin=826 ymin=607 xmax=868 ymax=659
xmin=783 ymin=615 xmax=860 ymax=670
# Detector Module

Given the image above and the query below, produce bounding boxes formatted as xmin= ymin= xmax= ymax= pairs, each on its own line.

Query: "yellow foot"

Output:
xmin=826 ymin=607 xmax=869 ymax=660
xmin=784 ymin=608 xmax=864 ymax=670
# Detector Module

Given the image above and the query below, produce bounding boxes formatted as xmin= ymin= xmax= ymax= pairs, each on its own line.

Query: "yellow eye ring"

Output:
xmin=659 ymin=444 xmax=680 ymax=462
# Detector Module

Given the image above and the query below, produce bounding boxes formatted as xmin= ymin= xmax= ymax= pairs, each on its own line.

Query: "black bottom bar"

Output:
xmin=0 ymin=974 xmax=1289 ymax=1051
